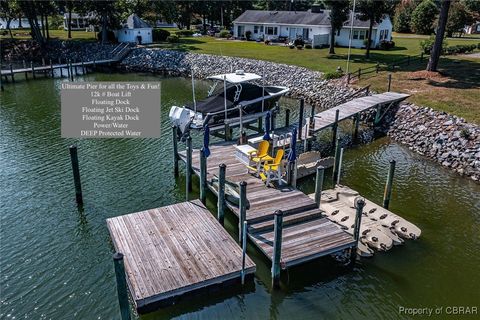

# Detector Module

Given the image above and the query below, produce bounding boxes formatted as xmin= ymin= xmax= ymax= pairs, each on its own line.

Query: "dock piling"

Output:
xmin=336 ymin=148 xmax=344 ymax=185
xmin=332 ymin=109 xmax=340 ymax=149
xmin=351 ymin=198 xmax=365 ymax=264
xmin=332 ymin=137 xmax=341 ymax=184
xmin=50 ymin=59 xmax=54 ymax=77
xmin=31 ymin=61 xmax=36 ymax=79
xmin=241 ymin=220 xmax=247 ymax=285
xmin=285 ymin=109 xmax=290 ymax=127
xmin=298 ymin=99 xmax=305 ymax=140
xmin=113 ymin=253 xmax=131 ymax=320
xmin=217 ymin=164 xmax=226 ymax=225
xmin=186 ymin=136 xmax=193 ymax=195
xmin=239 ymin=181 xmax=247 ymax=244
xmin=9 ymin=64 xmax=14 ymax=83
xmin=23 ymin=60 xmax=27 ymax=79
xmin=383 ymin=160 xmax=396 ymax=209
xmin=69 ymin=145 xmax=83 ymax=207
xmin=224 ymin=123 xmax=231 ymax=141
xmin=172 ymin=126 xmax=179 ymax=177
xmin=199 ymin=148 xmax=207 ymax=203
xmin=314 ymin=166 xmax=325 ymax=208
xmin=272 ymin=210 xmax=284 ymax=289
xmin=42 ymin=57 xmax=45 ymax=66
xmin=353 ymin=113 xmax=360 ymax=142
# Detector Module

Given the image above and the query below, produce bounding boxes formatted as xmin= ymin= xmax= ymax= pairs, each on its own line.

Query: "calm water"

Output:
xmin=1 ymin=73 xmax=479 ymax=320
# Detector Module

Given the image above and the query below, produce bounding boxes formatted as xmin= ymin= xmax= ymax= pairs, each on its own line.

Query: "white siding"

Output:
xmin=117 ymin=28 xmax=152 ymax=44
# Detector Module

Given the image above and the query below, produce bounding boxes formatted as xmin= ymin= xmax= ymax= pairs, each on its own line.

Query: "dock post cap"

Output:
xmin=316 ymin=165 xmax=325 ymax=170
xmin=239 ymin=180 xmax=247 ymax=186
xmin=69 ymin=144 xmax=77 ymax=149
xmin=274 ymin=210 xmax=283 ymax=216
xmin=219 ymin=163 xmax=226 ymax=168
xmin=390 ymin=159 xmax=396 ymax=164
xmin=354 ymin=197 xmax=365 ymax=209
xmin=113 ymin=252 xmax=124 ymax=260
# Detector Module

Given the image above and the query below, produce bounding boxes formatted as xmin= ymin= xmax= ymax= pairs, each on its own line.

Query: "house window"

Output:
xmin=359 ymin=30 xmax=365 ymax=40
xmin=384 ymin=30 xmax=388 ymax=40
xmin=353 ymin=30 xmax=359 ymax=40
xmin=337 ymin=29 xmax=341 ymax=36
xmin=266 ymin=26 xmax=277 ymax=35
xmin=260 ymin=26 xmax=264 ymax=32
xmin=254 ymin=25 xmax=259 ymax=34
xmin=380 ymin=30 xmax=384 ymax=40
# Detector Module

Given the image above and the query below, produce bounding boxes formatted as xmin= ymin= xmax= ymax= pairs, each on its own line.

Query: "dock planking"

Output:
xmin=106 ymin=200 xmax=256 ymax=313
xmin=310 ymin=92 xmax=410 ymax=132
xmin=178 ymin=143 xmax=356 ymax=267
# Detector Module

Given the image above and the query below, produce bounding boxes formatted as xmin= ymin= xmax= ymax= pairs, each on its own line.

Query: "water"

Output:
xmin=1 ymin=73 xmax=479 ymax=320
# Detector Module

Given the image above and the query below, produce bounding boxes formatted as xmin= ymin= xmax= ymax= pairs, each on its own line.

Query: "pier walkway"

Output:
xmin=107 ymin=200 xmax=256 ymax=313
xmin=179 ymin=143 xmax=356 ymax=268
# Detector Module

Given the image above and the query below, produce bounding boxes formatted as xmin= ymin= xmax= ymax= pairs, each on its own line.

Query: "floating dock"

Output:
xmin=179 ymin=143 xmax=357 ymax=268
xmin=106 ymin=200 xmax=256 ymax=313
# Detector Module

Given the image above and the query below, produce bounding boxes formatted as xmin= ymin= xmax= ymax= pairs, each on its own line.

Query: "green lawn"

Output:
xmin=0 ymin=29 xmax=97 ymax=41
xmin=149 ymin=35 xmax=479 ymax=74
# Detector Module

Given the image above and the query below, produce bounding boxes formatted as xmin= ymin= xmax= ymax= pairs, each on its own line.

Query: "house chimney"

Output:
xmin=311 ymin=5 xmax=323 ymax=13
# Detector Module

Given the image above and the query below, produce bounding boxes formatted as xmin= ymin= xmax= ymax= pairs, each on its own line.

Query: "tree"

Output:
xmin=324 ymin=0 xmax=350 ymax=54
xmin=427 ymin=0 xmax=451 ymax=71
xmin=18 ymin=0 xmax=45 ymax=45
xmin=0 ymin=0 xmax=22 ymax=39
xmin=411 ymin=0 xmax=438 ymax=34
xmin=357 ymin=0 xmax=390 ymax=58
xmin=445 ymin=1 xmax=472 ymax=37
xmin=394 ymin=0 xmax=416 ymax=33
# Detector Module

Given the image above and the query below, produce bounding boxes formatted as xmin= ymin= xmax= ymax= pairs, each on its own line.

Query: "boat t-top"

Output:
xmin=169 ymin=70 xmax=289 ymax=136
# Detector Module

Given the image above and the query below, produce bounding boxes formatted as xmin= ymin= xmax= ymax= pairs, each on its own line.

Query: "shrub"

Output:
xmin=296 ymin=45 xmax=303 ymax=50
xmin=478 ymin=43 xmax=480 ymax=49
xmin=411 ymin=0 xmax=438 ymax=35
xmin=293 ymin=38 xmax=305 ymax=46
xmin=245 ymin=30 xmax=252 ymax=40
xmin=167 ymin=34 xmax=179 ymax=43
xmin=152 ymin=28 xmax=170 ymax=42
xmin=394 ymin=1 xmax=416 ymax=33
xmin=379 ymin=40 xmax=395 ymax=50
xmin=218 ymin=30 xmax=231 ymax=38
xmin=289 ymin=44 xmax=295 ymax=49
xmin=314 ymin=45 xmax=321 ymax=49
xmin=420 ymin=35 xmax=448 ymax=54
xmin=177 ymin=30 xmax=194 ymax=36
xmin=305 ymin=44 xmax=312 ymax=49
xmin=323 ymin=71 xmax=344 ymax=80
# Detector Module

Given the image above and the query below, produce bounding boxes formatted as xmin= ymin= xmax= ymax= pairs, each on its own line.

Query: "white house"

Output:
xmin=0 ymin=18 xmax=33 ymax=29
xmin=233 ymin=9 xmax=393 ymax=48
xmin=116 ymin=14 xmax=152 ymax=45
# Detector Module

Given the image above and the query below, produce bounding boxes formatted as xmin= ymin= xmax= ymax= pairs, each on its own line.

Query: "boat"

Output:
xmin=169 ymin=70 xmax=289 ymax=136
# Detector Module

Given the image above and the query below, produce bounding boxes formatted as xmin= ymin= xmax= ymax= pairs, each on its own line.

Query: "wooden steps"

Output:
xmin=248 ymin=207 xmax=324 ymax=233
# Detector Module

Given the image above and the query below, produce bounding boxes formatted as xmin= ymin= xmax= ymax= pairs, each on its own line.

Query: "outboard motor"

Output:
xmin=169 ymin=106 xmax=194 ymax=139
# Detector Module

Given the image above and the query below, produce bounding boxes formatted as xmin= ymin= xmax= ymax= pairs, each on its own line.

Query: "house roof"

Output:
xmin=125 ymin=14 xmax=151 ymax=29
xmin=233 ymin=10 xmax=380 ymax=28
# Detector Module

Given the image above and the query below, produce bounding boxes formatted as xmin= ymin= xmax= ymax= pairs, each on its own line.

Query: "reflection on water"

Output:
xmin=1 ymin=73 xmax=479 ymax=319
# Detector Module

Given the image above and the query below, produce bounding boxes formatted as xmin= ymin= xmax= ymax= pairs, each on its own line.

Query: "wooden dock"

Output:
xmin=309 ymin=92 xmax=410 ymax=132
xmin=106 ymin=200 xmax=256 ymax=313
xmin=179 ymin=143 xmax=356 ymax=268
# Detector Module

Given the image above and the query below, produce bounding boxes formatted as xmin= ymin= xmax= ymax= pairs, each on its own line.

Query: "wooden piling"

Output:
xmin=353 ymin=113 xmax=360 ymax=142
xmin=23 ymin=60 xmax=28 ymax=79
xmin=82 ymin=60 xmax=86 ymax=74
xmin=331 ymin=109 xmax=339 ymax=148
xmin=239 ymin=181 xmax=247 ymax=244
xmin=113 ymin=253 xmax=131 ymax=320
xmin=314 ymin=166 xmax=324 ymax=208
xmin=50 ymin=59 xmax=54 ymax=77
xmin=285 ymin=109 xmax=290 ymax=127
xmin=67 ymin=61 xmax=71 ymax=80
xmin=336 ymin=148 xmax=344 ymax=185
xmin=31 ymin=61 xmax=36 ymax=79
xmin=383 ymin=160 xmax=396 ymax=209
xmin=271 ymin=210 xmax=284 ymax=289
xmin=224 ymin=123 xmax=231 ymax=141
xmin=199 ymin=148 xmax=207 ymax=204
xmin=292 ymin=159 xmax=298 ymax=189
xmin=42 ymin=57 xmax=45 ymax=66
xmin=241 ymin=220 xmax=247 ymax=285
xmin=351 ymin=198 xmax=365 ymax=264
xmin=172 ymin=126 xmax=179 ymax=177
xmin=376 ymin=62 xmax=380 ymax=74
xmin=9 ymin=64 xmax=14 ymax=83
xmin=332 ymin=137 xmax=341 ymax=184
xmin=217 ymin=163 xmax=226 ymax=225
xmin=271 ymin=110 xmax=276 ymax=130
xmin=69 ymin=145 xmax=83 ymax=206
xmin=357 ymin=68 xmax=361 ymax=80
xmin=298 ymin=98 xmax=304 ymax=140
xmin=258 ymin=116 xmax=263 ymax=133
xmin=186 ymin=136 xmax=193 ymax=194
xmin=387 ymin=74 xmax=392 ymax=92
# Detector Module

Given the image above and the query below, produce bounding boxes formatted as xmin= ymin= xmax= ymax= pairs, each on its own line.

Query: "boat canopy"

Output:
xmin=207 ymin=70 xmax=262 ymax=84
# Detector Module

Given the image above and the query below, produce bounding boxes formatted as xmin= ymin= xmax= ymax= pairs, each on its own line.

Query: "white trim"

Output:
xmin=234 ymin=21 xmax=377 ymax=30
